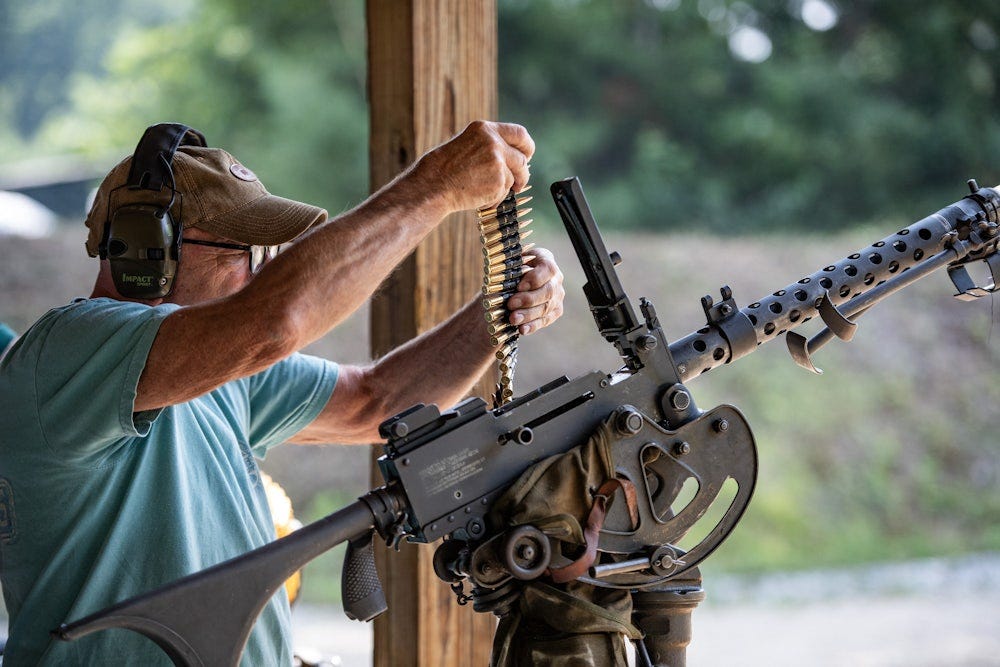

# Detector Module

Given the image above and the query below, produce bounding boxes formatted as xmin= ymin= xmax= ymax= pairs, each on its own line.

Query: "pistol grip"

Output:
xmin=342 ymin=532 xmax=387 ymax=622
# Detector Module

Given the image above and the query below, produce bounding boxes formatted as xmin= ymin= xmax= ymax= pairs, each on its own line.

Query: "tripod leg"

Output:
xmin=631 ymin=570 xmax=705 ymax=667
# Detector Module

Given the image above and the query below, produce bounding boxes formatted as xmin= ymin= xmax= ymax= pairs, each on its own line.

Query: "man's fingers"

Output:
xmin=499 ymin=142 xmax=531 ymax=197
xmin=498 ymin=246 xmax=566 ymax=337
xmin=515 ymin=248 xmax=559 ymax=291
xmin=509 ymin=299 xmax=564 ymax=335
xmin=494 ymin=123 xmax=533 ymax=196
xmin=494 ymin=122 xmax=535 ymax=161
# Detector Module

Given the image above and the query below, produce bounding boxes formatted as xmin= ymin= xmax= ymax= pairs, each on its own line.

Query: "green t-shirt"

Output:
xmin=0 ymin=298 xmax=338 ymax=665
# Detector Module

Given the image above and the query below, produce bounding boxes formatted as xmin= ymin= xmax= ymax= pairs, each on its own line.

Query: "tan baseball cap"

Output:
xmin=85 ymin=145 xmax=328 ymax=257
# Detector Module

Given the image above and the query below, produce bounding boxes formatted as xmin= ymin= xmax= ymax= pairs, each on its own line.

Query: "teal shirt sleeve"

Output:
xmin=0 ymin=321 xmax=16 ymax=353
xmin=29 ymin=298 xmax=179 ymax=461
xmin=247 ymin=352 xmax=339 ymax=455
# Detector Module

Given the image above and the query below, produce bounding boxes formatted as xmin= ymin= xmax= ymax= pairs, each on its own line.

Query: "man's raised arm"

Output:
xmin=135 ymin=121 xmax=535 ymax=412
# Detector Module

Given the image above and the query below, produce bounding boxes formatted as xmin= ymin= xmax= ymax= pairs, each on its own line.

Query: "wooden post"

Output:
xmin=367 ymin=1 xmax=497 ymax=665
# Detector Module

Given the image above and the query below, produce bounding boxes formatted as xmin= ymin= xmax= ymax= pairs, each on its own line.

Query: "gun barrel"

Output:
xmin=669 ymin=186 xmax=1000 ymax=381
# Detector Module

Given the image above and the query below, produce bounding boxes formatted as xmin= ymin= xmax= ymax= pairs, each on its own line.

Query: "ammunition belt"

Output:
xmin=478 ymin=188 xmax=534 ymax=407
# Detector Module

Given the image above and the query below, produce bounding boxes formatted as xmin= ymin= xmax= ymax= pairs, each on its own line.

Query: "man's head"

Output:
xmin=85 ymin=124 xmax=328 ymax=303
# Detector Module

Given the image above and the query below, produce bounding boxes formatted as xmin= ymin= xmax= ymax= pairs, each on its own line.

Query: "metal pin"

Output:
xmin=590 ymin=557 xmax=651 ymax=579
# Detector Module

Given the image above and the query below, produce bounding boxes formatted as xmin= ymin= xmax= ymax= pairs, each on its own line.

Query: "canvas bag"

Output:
xmin=487 ymin=415 xmax=642 ymax=666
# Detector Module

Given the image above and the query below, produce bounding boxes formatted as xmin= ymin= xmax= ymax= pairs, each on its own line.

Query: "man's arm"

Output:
xmin=290 ymin=248 xmax=565 ymax=445
xmin=135 ymin=121 xmax=534 ymax=412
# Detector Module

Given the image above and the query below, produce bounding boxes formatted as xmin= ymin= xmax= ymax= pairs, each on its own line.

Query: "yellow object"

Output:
xmin=262 ymin=473 xmax=304 ymax=605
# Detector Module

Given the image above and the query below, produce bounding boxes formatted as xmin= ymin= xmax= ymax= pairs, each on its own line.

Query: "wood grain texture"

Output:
xmin=367 ymin=2 xmax=498 ymax=665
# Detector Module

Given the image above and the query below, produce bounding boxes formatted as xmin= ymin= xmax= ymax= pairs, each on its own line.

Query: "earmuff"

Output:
xmin=99 ymin=123 xmax=208 ymax=299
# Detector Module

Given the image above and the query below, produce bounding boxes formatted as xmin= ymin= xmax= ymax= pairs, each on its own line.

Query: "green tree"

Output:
xmin=499 ymin=0 xmax=1000 ymax=232
xmin=1 ymin=0 xmax=369 ymax=215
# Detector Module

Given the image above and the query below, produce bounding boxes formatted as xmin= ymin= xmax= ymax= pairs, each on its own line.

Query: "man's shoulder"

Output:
xmin=24 ymin=298 xmax=177 ymax=342
xmin=46 ymin=296 xmax=169 ymax=320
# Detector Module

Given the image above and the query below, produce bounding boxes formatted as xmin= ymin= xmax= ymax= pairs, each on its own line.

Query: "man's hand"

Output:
xmin=416 ymin=121 xmax=535 ymax=214
xmin=505 ymin=247 xmax=565 ymax=336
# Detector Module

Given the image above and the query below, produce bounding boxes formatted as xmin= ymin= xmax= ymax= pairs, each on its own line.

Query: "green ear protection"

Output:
xmin=98 ymin=123 xmax=207 ymax=299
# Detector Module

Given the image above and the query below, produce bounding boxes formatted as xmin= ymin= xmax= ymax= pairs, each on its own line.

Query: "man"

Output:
xmin=0 ymin=322 xmax=15 ymax=360
xmin=0 ymin=120 xmax=565 ymax=665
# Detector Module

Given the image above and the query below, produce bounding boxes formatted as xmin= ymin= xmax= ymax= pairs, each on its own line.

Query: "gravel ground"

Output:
xmin=1 ymin=554 xmax=995 ymax=665
xmin=289 ymin=553 xmax=1000 ymax=667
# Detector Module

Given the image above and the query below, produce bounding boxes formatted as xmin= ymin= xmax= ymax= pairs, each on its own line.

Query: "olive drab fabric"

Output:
xmin=488 ymin=416 xmax=642 ymax=667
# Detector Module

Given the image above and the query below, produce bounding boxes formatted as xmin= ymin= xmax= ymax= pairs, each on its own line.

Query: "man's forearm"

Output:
xmin=288 ymin=296 xmax=497 ymax=446
xmin=368 ymin=296 xmax=498 ymax=418
xmin=239 ymin=120 xmax=534 ymax=358
xmin=288 ymin=243 xmax=564 ymax=445
xmin=243 ymin=171 xmax=451 ymax=352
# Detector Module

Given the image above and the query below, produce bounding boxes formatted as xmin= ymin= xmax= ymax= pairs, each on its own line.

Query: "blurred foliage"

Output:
xmin=2 ymin=0 xmax=999 ymax=231
xmin=499 ymin=0 xmax=1000 ymax=232
xmin=0 ymin=0 xmax=369 ymax=214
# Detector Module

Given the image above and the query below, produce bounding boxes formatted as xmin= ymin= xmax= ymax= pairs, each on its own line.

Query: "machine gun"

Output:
xmin=55 ymin=177 xmax=1000 ymax=666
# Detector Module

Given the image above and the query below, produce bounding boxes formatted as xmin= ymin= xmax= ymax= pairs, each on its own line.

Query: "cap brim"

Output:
xmin=191 ymin=193 xmax=328 ymax=246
